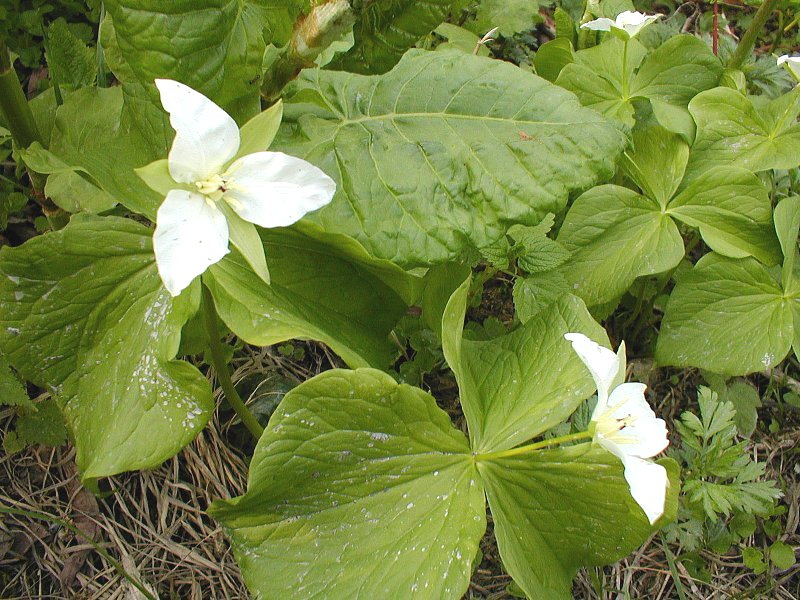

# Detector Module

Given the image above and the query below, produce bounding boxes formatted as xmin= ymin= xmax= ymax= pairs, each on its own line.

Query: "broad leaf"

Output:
xmin=774 ymin=196 xmax=800 ymax=290
xmin=668 ymin=168 xmax=780 ymax=264
xmin=0 ymin=215 xmax=212 ymax=480
xmin=278 ymin=49 xmax=627 ymax=266
xmin=656 ymin=253 xmax=794 ymax=375
xmin=210 ymin=368 xmax=485 ymax=599
xmin=205 ymin=226 xmax=417 ymax=369
xmin=331 ymin=0 xmax=464 ymax=73
xmin=621 ymin=126 xmax=688 ymax=208
xmin=557 ymin=35 xmax=721 ymax=127
xmin=480 ymin=447 xmax=679 ymax=599
xmin=442 ymin=281 xmax=607 ymax=452
xmin=557 ymin=186 xmax=684 ymax=306
xmin=102 ymin=0 xmax=285 ymax=123
xmin=472 ymin=0 xmax=539 ymax=37
xmin=687 ymin=86 xmax=800 ymax=179
xmin=22 ymin=87 xmax=161 ymax=218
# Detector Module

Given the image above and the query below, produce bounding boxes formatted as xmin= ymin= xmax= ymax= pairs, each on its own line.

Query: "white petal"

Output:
xmin=222 ymin=151 xmax=336 ymax=228
xmin=622 ymin=456 xmax=668 ymax=525
xmin=602 ymin=383 xmax=669 ymax=458
xmin=153 ymin=190 xmax=229 ymax=296
xmin=564 ymin=333 xmax=620 ymax=409
xmin=580 ymin=17 xmax=616 ymax=32
xmin=155 ymin=79 xmax=240 ymax=183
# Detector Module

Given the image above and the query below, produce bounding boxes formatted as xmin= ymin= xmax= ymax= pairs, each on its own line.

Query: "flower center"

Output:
xmin=195 ymin=173 xmax=228 ymax=202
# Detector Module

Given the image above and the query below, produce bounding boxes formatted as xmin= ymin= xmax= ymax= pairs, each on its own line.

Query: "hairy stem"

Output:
xmin=201 ymin=284 xmax=265 ymax=441
xmin=728 ymin=0 xmax=780 ymax=70
xmin=473 ymin=431 xmax=593 ymax=461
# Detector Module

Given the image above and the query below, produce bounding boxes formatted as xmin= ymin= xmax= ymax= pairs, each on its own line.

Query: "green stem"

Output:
xmin=474 ymin=431 xmax=592 ymax=461
xmin=201 ymin=284 xmax=264 ymax=441
xmin=0 ymin=40 xmax=42 ymax=149
xmin=728 ymin=0 xmax=780 ymax=71
xmin=0 ymin=505 xmax=157 ymax=600
xmin=621 ymin=39 xmax=629 ymax=99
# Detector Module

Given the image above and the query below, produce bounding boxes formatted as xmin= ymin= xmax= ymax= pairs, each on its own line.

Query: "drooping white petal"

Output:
xmin=155 ymin=79 xmax=240 ymax=184
xmin=580 ymin=17 xmax=616 ymax=32
xmin=580 ymin=11 xmax=660 ymax=39
xmin=222 ymin=151 xmax=336 ymax=228
xmin=153 ymin=190 xmax=230 ymax=296
xmin=778 ymin=55 xmax=800 ymax=80
xmin=600 ymin=382 xmax=669 ymax=458
xmin=621 ymin=455 xmax=668 ymax=524
xmin=564 ymin=333 xmax=620 ymax=408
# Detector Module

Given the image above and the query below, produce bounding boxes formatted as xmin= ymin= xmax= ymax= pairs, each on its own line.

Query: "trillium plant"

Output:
xmin=0 ymin=0 xmax=795 ymax=597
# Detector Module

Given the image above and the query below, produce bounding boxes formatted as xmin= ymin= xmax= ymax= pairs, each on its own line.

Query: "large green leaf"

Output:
xmin=774 ymin=196 xmax=800 ymax=289
xmin=0 ymin=215 xmax=212 ymax=480
xmin=102 ymin=0 xmax=288 ymax=123
xmin=277 ymin=49 xmax=627 ymax=267
xmin=686 ymin=86 xmax=800 ymax=179
xmin=472 ymin=0 xmax=539 ymax=37
xmin=204 ymin=226 xmax=417 ymax=369
xmin=556 ymin=35 xmax=721 ymax=127
xmin=668 ymin=167 xmax=780 ymax=264
xmin=558 ymin=124 xmax=778 ymax=306
xmin=441 ymin=279 xmax=607 ymax=452
xmin=331 ymin=0 xmax=464 ymax=73
xmin=21 ymin=87 xmax=161 ymax=217
xmin=210 ymin=368 xmax=486 ymax=599
xmin=656 ymin=253 xmax=795 ymax=375
xmin=557 ymin=185 xmax=684 ymax=306
xmin=480 ymin=448 xmax=679 ymax=599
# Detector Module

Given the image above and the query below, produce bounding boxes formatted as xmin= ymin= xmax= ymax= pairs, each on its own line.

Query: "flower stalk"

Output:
xmin=473 ymin=431 xmax=593 ymax=461
xmin=728 ymin=0 xmax=780 ymax=70
xmin=201 ymin=284 xmax=265 ymax=441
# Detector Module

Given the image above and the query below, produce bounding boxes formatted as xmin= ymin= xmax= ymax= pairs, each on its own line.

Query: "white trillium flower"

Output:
xmin=564 ymin=332 xmax=669 ymax=524
xmin=151 ymin=79 xmax=336 ymax=296
xmin=778 ymin=55 xmax=800 ymax=82
xmin=580 ymin=10 xmax=662 ymax=40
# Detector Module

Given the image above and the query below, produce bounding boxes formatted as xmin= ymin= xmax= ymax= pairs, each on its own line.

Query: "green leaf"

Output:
xmin=210 ymin=368 xmax=485 ymax=599
xmin=45 ymin=18 xmax=96 ymax=88
xmin=513 ymin=271 xmax=571 ymax=323
xmin=743 ymin=547 xmax=768 ymax=574
xmin=443 ymin=285 xmax=607 ymax=452
xmin=508 ymin=215 xmax=571 ymax=273
xmin=774 ymin=196 xmax=800 ymax=290
xmin=235 ymin=100 xmax=283 ymax=158
xmin=24 ymin=87 xmax=161 ymax=218
xmin=480 ymin=447 xmax=679 ymax=599
xmin=656 ymin=253 xmax=793 ymax=375
xmin=102 ymin=0 xmax=281 ymax=123
xmin=0 ymin=355 xmax=32 ymax=409
xmin=434 ymin=23 xmax=490 ymax=57
xmin=279 ymin=49 xmax=627 ymax=267
xmin=216 ymin=201 xmax=270 ymax=285
xmin=557 ymin=185 xmax=684 ymax=306
xmin=769 ymin=541 xmax=797 ymax=570
xmin=557 ymin=35 xmax=721 ymax=127
xmin=630 ymin=35 xmax=721 ymax=106
xmin=621 ymin=125 xmax=688 ymax=208
xmin=534 ymin=37 xmax=575 ymax=83
xmin=330 ymin=0 xmax=463 ymax=74
xmin=687 ymin=86 xmax=800 ymax=179
xmin=205 ymin=226 xmax=413 ymax=369
xmin=668 ymin=167 xmax=780 ymax=265
xmin=0 ymin=215 xmax=213 ymax=481
xmin=11 ymin=397 xmax=68 ymax=449
xmin=472 ymin=0 xmax=539 ymax=37
xmin=134 ymin=159 xmax=173 ymax=197
xmin=556 ymin=37 xmax=646 ymax=126
xmin=719 ymin=380 xmax=762 ymax=437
